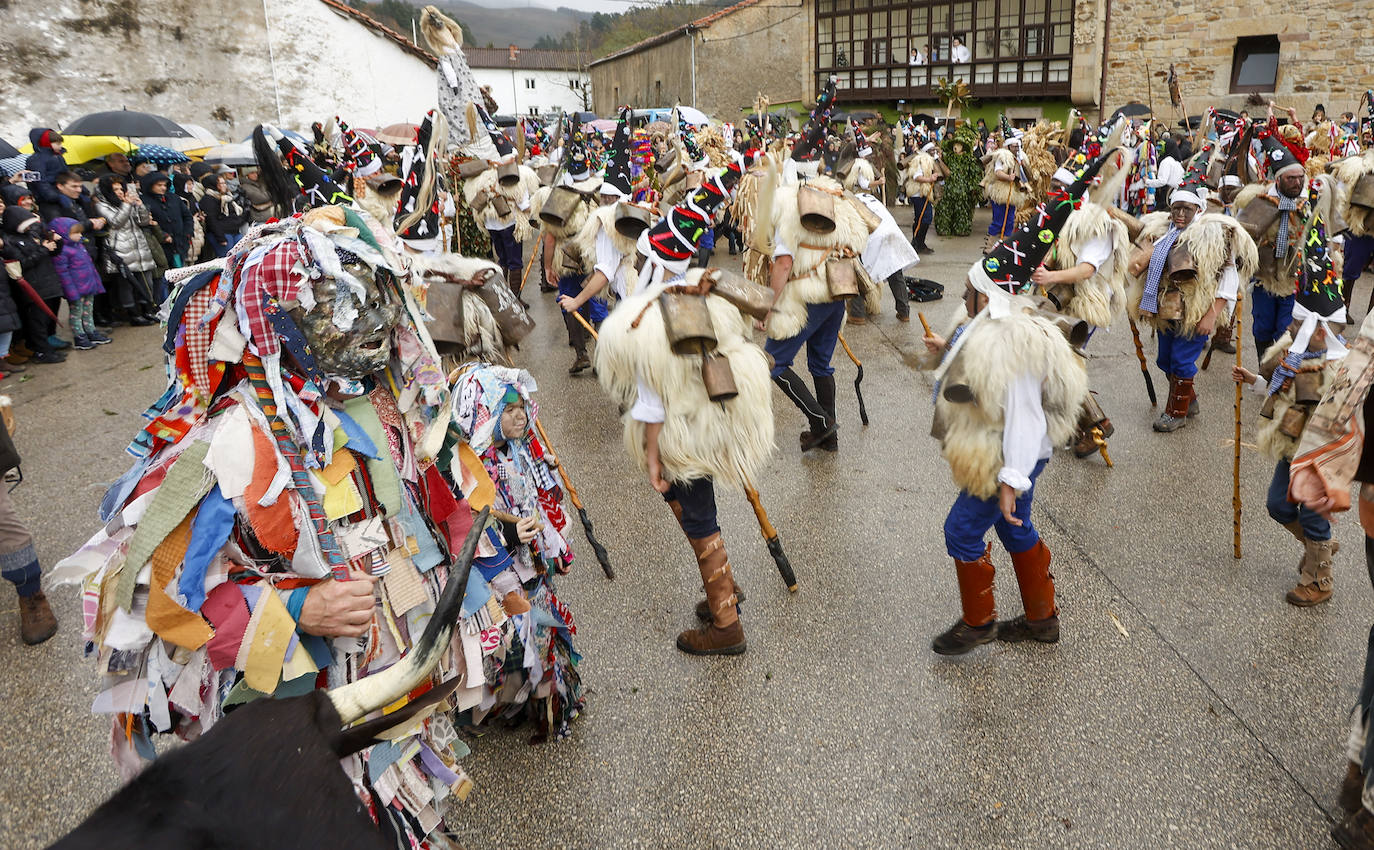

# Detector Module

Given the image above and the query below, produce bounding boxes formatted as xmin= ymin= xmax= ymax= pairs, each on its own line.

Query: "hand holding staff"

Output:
xmin=534 ymin=418 xmax=615 ymax=579
xmin=1233 ymin=304 xmax=1244 ymax=559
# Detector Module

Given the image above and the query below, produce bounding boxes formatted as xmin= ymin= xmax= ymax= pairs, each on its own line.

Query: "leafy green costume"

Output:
xmin=935 ymin=124 xmax=982 ymax=237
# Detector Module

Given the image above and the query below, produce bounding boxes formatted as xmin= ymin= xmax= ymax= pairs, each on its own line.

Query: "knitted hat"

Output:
xmin=971 ymin=151 xmax=1113 ymax=295
xmin=338 ymin=118 xmax=381 ymax=177
xmin=601 ymin=106 xmax=635 ymax=198
xmin=791 ymin=77 xmax=837 ymax=163
xmin=1259 ymin=130 xmax=1304 ymax=178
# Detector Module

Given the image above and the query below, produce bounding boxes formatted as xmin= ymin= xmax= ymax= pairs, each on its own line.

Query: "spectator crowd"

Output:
xmin=0 ymin=127 xmax=277 ymax=376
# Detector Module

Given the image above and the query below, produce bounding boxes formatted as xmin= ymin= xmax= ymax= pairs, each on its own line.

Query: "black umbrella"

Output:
xmin=64 ymin=110 xmax=191 ymax=138
xmin=1108 ymin=102 xmax=1154 ymax=123
xmin=0 ymin=138 xmax=19 ymax=159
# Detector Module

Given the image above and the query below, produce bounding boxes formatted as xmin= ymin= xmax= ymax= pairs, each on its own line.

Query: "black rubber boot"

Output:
xmin=812 ymin=374 xmax=839 ymax=452
xmin=774 ymin=367 xmax=835 ymax=451
xmin=887 ymin=272 xmax=910 ymax=321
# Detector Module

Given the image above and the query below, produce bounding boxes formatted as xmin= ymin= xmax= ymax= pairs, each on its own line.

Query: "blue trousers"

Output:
xmin=1251 ymin=286 xmax=1295 ymax=357
xmin=557 ymin=274 xmax=608 ymax=323
xmin=1156 ymin=329 xmax=1208 ymax=379
xmin=987 ymin=202 xmax=1015 ymax=238
xmin=1267 ymin=459 xmax=1331 ymax=541
xmin=664 ymin=478 xmax=718 ymax=539
xmin=766 ymin=300 xmax=846 ymax=378
xmin=1345 ymin=234 xmax=1374 ymax=305
xmin=488 ymin=225 xmax=522 ymax=271
xmin=944 ymin=459 xmax=1047 ymax=562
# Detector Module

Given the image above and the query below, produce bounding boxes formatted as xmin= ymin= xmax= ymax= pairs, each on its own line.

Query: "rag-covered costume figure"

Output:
xmin=1127 ymin=188 xmax=1258 ymax=432
xmin=594 ymin=261 xmax=776 ymax=655
xmin=1234 ymin=133 xmax=1324 ymax=356
xmin=765 ymin=77 xmax=877 ymax=454
xmin=981 ymin=135 xmax=1029 ymax=253
xmin=462 ymin=107 xmax=540 ymax=297
xmin=917 ymin=160 xmax=1102 ymax=655
xmin=54 ymin=208 xmax=493 ymax=845
xmin=1233 ymin=210 xmax=1347 ymax=606
xmin=445 ymin=364 xmax=583 ymax=739
xmin=935 ymin=124 xmax=982 ymax=238
xmin=1031 ymin=145 xmax=1133 ymax=458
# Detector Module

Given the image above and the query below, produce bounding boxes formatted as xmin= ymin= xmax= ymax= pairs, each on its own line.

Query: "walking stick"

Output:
xmin=1128 ymin=318 xmax=1158 ymax=407
xmin=836 ymin=332 xmax=869 ymax=426
xmin=534 ymin=419 xmax=614 ymax=579
xmin=1233 ymin=305 xmax=1244 ymax=559
xmin=743 ymin=477 xmax=798 ymax=592
xmin=516 ymin=244 xmax=539 ymax=297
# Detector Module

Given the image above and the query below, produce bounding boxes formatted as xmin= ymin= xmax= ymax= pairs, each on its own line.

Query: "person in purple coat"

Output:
xmin=48 ymin=217 xmax=108 ymax=350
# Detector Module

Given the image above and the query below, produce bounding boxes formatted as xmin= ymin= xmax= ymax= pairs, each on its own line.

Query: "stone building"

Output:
xmin=0 ymin=0 xmax=439 ymax=145
xmin=465 ymin=47 xmax=592 ymax=118
xmin=1084 ymin=0 xmax=1374 ymax=122
xmin=588 ymin=0 xmax=807 ymax=120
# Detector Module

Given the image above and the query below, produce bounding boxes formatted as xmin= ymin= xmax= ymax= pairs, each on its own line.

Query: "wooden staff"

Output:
xmin=917 ymin=312 xmax=933 ymax=335
xmin=743 ymin=478 xmax=798 ymax=592
xmin=1127 ymin=318 xmax=1158 ymax=407
xmin=534 ymin=418 xmax=615 ymax=580
xmin=835 ymin=332 xmax=869 ymax=426
xmin=516 ymin=242 xmax=540 ymax=297
xmin=1233 ymin=303 xmax=1244 ymax=559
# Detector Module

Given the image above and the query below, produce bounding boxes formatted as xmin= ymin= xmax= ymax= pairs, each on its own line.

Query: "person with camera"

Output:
xmin=93 ymin=175 xmax=158 ymax=326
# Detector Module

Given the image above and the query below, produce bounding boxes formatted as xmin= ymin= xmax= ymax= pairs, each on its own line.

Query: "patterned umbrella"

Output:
xmin=134 ymin=143 xmax=191 ymax=165
xmin=0 ymin=155 xmax=26 ymax=177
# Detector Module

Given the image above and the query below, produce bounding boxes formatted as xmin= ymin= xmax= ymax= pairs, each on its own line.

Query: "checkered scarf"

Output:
xmin=1140 ymin=225 xmax=1182 ymax=314
xmin=1274 ymin=195 xmax=1299 ymax=258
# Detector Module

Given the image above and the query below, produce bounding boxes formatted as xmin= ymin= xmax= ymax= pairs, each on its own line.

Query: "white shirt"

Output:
xmin=999 ymin=373 xmax=1052 ymax=492
xmin=1076 ymin=234 xmax=1112 ymax=271
xmin=951 ymin=44 xmax=970 ymax=63
xmin=630 ymin=376 xmax=665 ymax=423
xmin=909 ymin=51 xmax=926 ymax=66
xmin=484 ymin=189 xmax=529 ymax=230
xmin=772 ymin=236 xmax=792 ymax=260
xmin=1146 ymin=157 xmax=1183 ymax=190
xmin=594 ymin=223 xmax=629 ymax=298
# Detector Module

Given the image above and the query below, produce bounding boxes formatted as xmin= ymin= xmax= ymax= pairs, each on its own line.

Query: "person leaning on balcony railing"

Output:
xmin=909 ymin=46 xmax=927 ymax=66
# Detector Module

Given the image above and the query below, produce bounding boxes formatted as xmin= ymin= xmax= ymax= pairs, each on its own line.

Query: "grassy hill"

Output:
xmin=435 ymin=0 xmax=592 ymax=48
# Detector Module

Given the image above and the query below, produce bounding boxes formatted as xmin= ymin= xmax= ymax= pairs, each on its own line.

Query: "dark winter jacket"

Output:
xmin=198 ymin=177 xmax=245 ymax=241
xmin=0 ymin=251 xmax=26 ymax=336
xmin=1 ymin=207 xmax=63 ymax=300
xmin=24 ymin=128 xmax=67 ymax=206
xmin=48 ymin=217 xmax=104 ymax=300
xmin=141 ymin=172 xmax=194 ymax=262
xmin=0 ymin=185 xmax=33 ymax=209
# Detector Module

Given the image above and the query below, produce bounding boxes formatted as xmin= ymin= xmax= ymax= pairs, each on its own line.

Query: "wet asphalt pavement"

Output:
xmin=2 ymin=203 xmax=1371 ymax=849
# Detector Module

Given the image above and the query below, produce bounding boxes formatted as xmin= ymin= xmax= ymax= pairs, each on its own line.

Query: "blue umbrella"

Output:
xmin=134 ymin=143 xmax=191 ymax=165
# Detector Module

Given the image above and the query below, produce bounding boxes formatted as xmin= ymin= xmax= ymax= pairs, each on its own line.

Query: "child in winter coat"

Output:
xmin=48 ymin=217 xmax=107 ymax=349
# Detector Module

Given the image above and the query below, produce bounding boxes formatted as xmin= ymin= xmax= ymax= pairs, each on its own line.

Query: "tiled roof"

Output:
xmin=588 ymin=0 xmax=764 ymax=67
xmin=316 ymin=0 xmax=439 ymax=66
xmin=464 ymin=47 xmax=588 ymax=71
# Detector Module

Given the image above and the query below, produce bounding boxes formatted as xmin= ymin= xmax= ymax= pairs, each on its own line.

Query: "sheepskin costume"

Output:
xmin=570 ymin=202 xmax=643 ymax=300
xmin=842 ymin=156 xmax=877 ymax=193
xmin=1045 ymin=201 xmax=1130 ymax=329
xmin=981 ymin=147 xmax=1027 ymax=208
xmin=922 ymin=289 xmax=1089 ymax=500
xmin=1255 ymin=330 xmax=1345 ymax=461
xmin=902 ymin=150 xmax=937 ymax=200
xmin=1232 ymin=182 xmax=1309 ymax=297
xmin=594 ymin=273 xmax=775 ymax=491
xmin=531 ymin=182 xmax=598 ymax=278
xmin=1332 ymin=150 xmax=1374 ymax=238
xmin=462 ymin=161 xmax=541 ymax=245
xmin=766 ymin=175 xmax=877 ymax=339
xmin=1127 ymin=211 xmax=1259 ymax=335
xmin=412 ymin=253 xmax=509 ymax=365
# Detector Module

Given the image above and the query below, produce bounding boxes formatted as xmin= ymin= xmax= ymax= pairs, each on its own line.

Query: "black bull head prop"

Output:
xmin=48 ymin=507 xmax=491 ymax=850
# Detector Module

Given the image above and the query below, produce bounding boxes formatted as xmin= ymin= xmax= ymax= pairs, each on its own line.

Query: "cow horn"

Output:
xmin=326 ymin=506 xmax=489 ymax=726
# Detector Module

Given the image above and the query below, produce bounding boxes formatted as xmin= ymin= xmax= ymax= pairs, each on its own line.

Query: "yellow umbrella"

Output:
xmin=18 ymin=135 xmax=135 ymax=165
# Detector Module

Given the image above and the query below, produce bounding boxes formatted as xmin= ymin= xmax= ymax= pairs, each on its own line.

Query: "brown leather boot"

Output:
xmin=677 ymin=533 xmax=746 ymax=655
xmin=1154 ymin=375 xmax=1193 ymax=432
xmin=932 ymin=545 xmax=998 ymax=655
xmin=568 ymin=350 xmax=591 ymax=374
xmin=999 ymin=540 xmax=1060 ymax=643
xmin=695 ymin=582 xmax=745 ymax=621
xmin=1333 ymin=806 xmax=1374 ymax=849
xmin=1342 ymin=761 xmax=1366 ymax=814
xmin=18 ymin=591 xmax=57 ymax=645
xmin=1287 ymin=538 xmax=1336 ymax=606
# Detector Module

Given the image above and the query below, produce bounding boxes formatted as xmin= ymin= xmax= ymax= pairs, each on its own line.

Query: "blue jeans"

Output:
xmin=944 ymin=459 xmax=1047 ymax=562
xmin=1266 ymin=459 xmax=1331 ymax=541
xmin=1156 ymin=329 xmax=1208 ymax=379
xmin=664 ymin=478 xmax=718 ymax=538
xmin=987 ymin=202 xmax=1015 ymax=238
xmin=1345 ymin=234 xmax=1374 ymax=304
xmin=765 ymin=300 xmax=846 ymax=378
xmin=1251 ymin=286 xmax=1295 ymax=358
